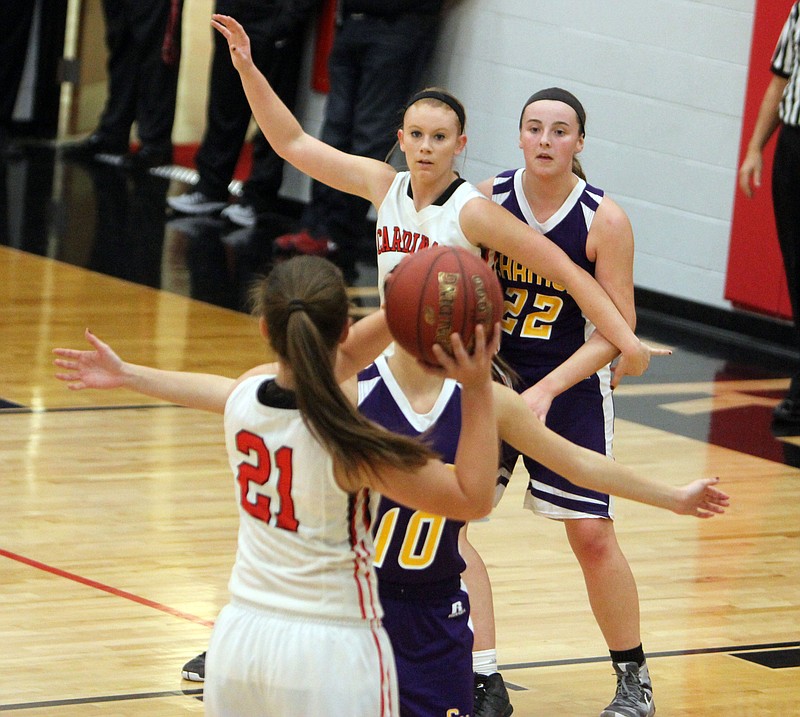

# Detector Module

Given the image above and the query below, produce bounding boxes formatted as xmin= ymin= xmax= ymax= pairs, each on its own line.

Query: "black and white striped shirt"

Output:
xmin=772 ymin=1 xmax=800 ymax=127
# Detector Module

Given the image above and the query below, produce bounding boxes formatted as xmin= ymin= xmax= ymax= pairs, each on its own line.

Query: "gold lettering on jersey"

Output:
xmin=495 ymin=254 xmax=566 ymax=293
xmin=376 ymin=225 xmax=437 ymax=255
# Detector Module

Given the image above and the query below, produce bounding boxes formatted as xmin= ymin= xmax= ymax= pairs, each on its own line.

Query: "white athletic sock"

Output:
xmin=473 ymin=648 xmax=498 ymax=675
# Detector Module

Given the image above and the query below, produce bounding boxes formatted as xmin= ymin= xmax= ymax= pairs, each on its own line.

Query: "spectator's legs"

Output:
xmin=195 ymin=21 xmax=258 ymax=201
xmin=313 ymin=15 xmax=439 ymax=250
xmin=300 ymin=16 xmax=361 ymax=238
xmin=242 ymin=21 xmax=309 ymax=211
xmin=130 ymin=0 xmax=183 ymax=153
xmin=96 ymin=0 xmax=138 ymax=151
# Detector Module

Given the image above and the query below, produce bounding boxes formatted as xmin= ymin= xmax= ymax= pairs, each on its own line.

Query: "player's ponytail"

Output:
xmin=251 ymin=257 xmax=437 ymax=492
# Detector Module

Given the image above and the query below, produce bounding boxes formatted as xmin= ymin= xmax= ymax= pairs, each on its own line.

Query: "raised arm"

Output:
xmin=459 ymin=196 xmax=660 ymax=378
xmin=495 ymin=384 xmax=729 ymax=517
xmin=211 ymin=14 xmax=395 ymax=208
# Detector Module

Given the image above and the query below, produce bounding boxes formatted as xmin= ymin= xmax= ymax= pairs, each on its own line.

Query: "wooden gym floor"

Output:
xmin=1 ymin=146 xmax=798 ymax=715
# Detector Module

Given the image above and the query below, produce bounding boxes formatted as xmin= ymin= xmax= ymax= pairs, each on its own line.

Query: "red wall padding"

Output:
xmin=725 ymin=0 xmax=796 ymax=318
xmin=311 ymin=0 xmax=337 ymax=93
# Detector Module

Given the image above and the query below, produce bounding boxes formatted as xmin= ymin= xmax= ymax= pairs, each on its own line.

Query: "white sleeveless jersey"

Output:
xmin=224 ymin=375 xmax=382 ymax=623
xmin=375 ymin=171 xmax=485 ymax=301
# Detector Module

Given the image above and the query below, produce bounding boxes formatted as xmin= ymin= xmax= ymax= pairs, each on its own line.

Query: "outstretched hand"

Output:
xmin=674 ymin=477 xmax=730 ymax=518
xmin=611 ymin=341 xmax=672 ymax=388
xmin=211 ymin=14 xmax=254 ymax=71
xmin=53 ymin=329 xmax=127 ymax=390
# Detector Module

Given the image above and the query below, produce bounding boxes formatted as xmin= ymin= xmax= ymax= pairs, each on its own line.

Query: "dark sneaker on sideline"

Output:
xmin=474 ymin=672 xmax=513 ymax=717
xmin=181 ymin=651 xmax=206 ymax=682
xmin=62 ymin=133 xmax=127 ymax=161
xmin=122 ymin=146 xmax=173 ymax=171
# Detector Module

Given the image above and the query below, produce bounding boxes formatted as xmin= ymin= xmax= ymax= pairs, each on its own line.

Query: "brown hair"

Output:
xmin=403 ymin=87 xmax=466 ymax=133
xmin=519 ymin=88 xmax=586 ymax=179
xmin=250 ymin=256 xmax=437 ymax=492
xmin=518 ymin=87 xmax=586 ymax=135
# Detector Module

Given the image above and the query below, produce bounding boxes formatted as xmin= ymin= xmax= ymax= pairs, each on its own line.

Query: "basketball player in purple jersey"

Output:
xmin=468 ymin=88 xmax=656 ymax=717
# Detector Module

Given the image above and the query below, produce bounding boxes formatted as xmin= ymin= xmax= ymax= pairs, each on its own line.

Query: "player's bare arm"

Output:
xmin=211 ymin=13 xmax=395 ymax=208
xmin=494 ymin=383 xmax=729 ymax=517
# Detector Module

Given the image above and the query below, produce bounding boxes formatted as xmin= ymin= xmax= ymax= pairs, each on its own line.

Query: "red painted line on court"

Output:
xmin=0 ymin=547 xmax=215 ymax=627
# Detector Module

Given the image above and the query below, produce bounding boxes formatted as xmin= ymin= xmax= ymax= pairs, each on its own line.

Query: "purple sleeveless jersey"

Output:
xmin=491 ymin=168 xmax=603 ymax=373
xmin=491 ymin=169 xmax=615 ymax=520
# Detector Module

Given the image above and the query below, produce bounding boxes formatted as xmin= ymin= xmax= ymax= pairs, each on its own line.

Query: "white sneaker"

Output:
xmin=221 ymin=202 xmax=257 ymax=227
xmin=168 ymin=191 xmax=226 ymax=215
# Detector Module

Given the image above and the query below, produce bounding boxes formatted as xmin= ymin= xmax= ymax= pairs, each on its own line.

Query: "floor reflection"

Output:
xmin=2 ymin=143 xmax=379 ymax=314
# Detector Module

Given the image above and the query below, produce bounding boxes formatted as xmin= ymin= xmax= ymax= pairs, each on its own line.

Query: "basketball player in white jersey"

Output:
xmin=56 ymin=255 xmax=501 ymax=716
xmin=209 ymin=13 xmax=670 ymax=387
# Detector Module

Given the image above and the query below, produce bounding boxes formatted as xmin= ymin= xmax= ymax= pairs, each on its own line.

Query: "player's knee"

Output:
xmin=566 ymin=519 xmax=617 ymax=564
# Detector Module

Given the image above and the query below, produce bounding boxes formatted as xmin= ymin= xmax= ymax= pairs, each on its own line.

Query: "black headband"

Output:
xmin=519 ymin=87 xmax=586 ymax=135
xmin=405 ymin=90 xmax=466 ymax=133
xmin=287 ymin=298 xmax=306 ymax=314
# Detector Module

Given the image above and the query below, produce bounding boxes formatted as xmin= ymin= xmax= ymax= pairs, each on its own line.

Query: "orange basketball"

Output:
xmin=383 ymin=246 xmax=503 ymax=366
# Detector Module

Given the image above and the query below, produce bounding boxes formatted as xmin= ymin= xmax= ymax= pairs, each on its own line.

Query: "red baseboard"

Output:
xmin=171 ymin=142 xmax=253 ymax=182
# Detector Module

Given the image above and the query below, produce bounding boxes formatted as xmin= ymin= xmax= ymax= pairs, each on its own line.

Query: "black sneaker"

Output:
xmin=474 ymin=672 xmax=513 ymax=717
xmin=122 ymin=146 xmax=173 ymax=172
xmin=62 ymin=132 xmax=127 ymax=161
xmin=773 ymin=397 xmax=800 ymax=424
xmin=181 ymin=651 xmax=206 ymax=682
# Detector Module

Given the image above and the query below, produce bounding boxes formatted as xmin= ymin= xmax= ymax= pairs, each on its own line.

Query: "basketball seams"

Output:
xmin=416 ymin=253 xmax=441 ymax=364
xmin=452 ymin=247 xmax=470 ymax=353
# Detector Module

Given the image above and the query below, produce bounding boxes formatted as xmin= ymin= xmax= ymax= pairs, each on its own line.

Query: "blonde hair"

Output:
xmin=403 ymin=86 xmax=466 ymax=133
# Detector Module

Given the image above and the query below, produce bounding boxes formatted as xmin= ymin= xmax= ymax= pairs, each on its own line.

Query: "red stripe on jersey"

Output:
xmin=348 ymin=488 xmax=379 ymax=620
xmin=358 ymin=488 xmax=380 ymax=620
xmin=347 ymin=492 xmax=367 ymax=619
xmin=370 ymin=622 xmax=396 ymax=716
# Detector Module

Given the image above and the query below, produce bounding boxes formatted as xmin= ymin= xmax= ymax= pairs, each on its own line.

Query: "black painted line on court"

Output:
xmin=4 ymin=641 xmax=797 ymax=709
xmin=500 ymin=639 xmax=800 ymax=672
xmin=0 ymin=403 xmax=182 ymax=414
xmin=0 ymin=688 xmax=203 ymax=712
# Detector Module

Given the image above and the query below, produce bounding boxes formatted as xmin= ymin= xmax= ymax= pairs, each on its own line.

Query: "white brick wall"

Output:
xmin=286 ymin=0 xmax=758 ymax=311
